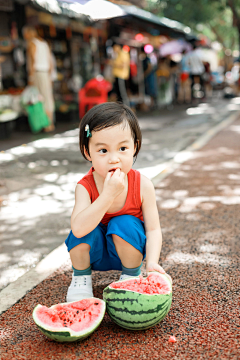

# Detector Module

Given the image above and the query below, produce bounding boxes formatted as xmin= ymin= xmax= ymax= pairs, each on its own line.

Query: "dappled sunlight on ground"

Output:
xmin=0 ymin=129 xmax=79 ymax=163
xmin=164 ymin=251 xmax=230 ymax=266
xmin=158 ymin=192 xmax=240 ymax=212
xmin=186 ymin=104 xmax=215 ymax=116
xmin=0 ymin=170 xmax=86 ymax=290
xmin=0 ymin=329 xmax=12 ymax=340
xmin=163 ymin=229 xmax=232 ymax=267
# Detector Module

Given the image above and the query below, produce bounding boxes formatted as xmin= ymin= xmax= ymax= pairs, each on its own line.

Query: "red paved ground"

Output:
xmin=1 ymin=119 xmax=240 ymax=359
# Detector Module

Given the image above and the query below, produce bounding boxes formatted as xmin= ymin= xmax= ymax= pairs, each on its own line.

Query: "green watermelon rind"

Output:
xmin=103 ymin=273 xmax=172 ymax=331
xmin=32 ymin=298 xmax=106 ymax=342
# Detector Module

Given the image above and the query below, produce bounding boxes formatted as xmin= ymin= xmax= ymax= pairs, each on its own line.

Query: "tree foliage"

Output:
xmin=146 ymin=0 xmax=240 ymax=51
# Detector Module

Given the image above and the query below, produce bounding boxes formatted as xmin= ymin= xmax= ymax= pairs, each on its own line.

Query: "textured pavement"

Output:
xmin=0 ymin=117 xmax=239 ymax=359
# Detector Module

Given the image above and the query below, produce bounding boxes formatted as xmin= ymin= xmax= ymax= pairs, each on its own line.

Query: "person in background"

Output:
xmin=23 ymin=26 xmax=55 ymax=132
xmin=156 ymin=57 xmax=172 ymax=107
xmin=140 ymin=47 xmax=158 ymax=108
xmin=186 ymin=44 xmax=205 ymax=99
xmin=203 ymin=61 xmax=213 ymax=99
xmin=111 ymin=43 xmax=130 ymax=106
xmin=177 ymin=50 xmax=191 ymax=104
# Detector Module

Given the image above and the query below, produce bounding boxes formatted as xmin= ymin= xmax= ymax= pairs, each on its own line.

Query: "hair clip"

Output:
xmin=85 ymin=124 xmax=92 ymax=138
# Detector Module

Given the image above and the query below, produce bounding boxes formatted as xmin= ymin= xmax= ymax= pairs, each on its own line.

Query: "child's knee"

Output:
xmin=112 ymin=234 xmax=125 ymax=245
xmin=112 ymin=234 xmax=136 ymax=251
xmin=70 ymin=242 xmax=91 ymax=255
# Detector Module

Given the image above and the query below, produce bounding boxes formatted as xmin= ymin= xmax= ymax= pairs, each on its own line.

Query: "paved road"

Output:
xmin=0 ymin=93 xmax=239 ymax=290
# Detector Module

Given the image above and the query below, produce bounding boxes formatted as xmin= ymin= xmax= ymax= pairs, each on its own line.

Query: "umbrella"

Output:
xmin=159 ymin=39 xmax=192 ymax=57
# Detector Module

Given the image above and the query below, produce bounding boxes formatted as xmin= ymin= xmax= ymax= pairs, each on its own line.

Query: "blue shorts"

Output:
xmin=65 ymin=215 xmax=146 ymax=271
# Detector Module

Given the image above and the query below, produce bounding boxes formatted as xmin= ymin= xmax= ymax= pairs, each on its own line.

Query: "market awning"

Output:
xmin=60 ymin=0 xmax=127 ymax=20
xmin=21 ymin=0 xmax=197 ymax=40
xmin=119 ymin=5 xmax=196 ymax=40
xmin=24 ymin=0 xmax=126 ymax=20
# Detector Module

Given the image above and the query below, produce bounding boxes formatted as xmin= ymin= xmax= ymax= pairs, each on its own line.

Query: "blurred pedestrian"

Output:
xmin=186 ymin=45 xmax=205 ymax=99
xmin=111 ymin=43 xmax=130 ymax=106
xmin=23 ymin=26 xmax=55 ymax=132
xmin=177 ymin=50 xmax=191 ymax=104
xmin=156 ymin=57 xmax=172 ymax=106
xmin=140 ymin=47 xmax=158 ymax=108
xmin=203 ymin=61 xmax=213 ymax=98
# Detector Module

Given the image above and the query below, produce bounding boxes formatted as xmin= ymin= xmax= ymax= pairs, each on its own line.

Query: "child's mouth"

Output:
xmin=108 ymin=167 xmax=120 ymax=173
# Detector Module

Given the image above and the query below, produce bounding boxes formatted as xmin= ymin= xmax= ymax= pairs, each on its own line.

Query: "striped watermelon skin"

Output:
xmin=32 ymin=299 xmax=106 ymax=342
xmin=103 ymin=275 xmax=172 ymax=330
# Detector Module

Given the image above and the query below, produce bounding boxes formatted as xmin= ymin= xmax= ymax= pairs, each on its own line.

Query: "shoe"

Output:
xmin=119 ymin=274 xmax=140 ymax=281
xmin=66 ymin=274 xmax=93 ymax=302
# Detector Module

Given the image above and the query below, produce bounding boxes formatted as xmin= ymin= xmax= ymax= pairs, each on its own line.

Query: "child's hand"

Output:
xmin=147 ymin=262 xmax=172 ymax=284
xmin=103 ymin=168 xmax=125 ymax=199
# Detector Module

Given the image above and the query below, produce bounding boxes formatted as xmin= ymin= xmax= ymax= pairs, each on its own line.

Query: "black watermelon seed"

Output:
xmin=82 ymin=309 xmax=86 ymax=311
xmin=94 ymin=303 xmax=99 ymax=305
xmin=77 ymin=311 xmax=79 ymax=314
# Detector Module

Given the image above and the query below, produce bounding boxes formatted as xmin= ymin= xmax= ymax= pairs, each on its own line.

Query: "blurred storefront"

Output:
xmin=24 ymin=5 xmax=107 ymax=118
xmin=0 ymin=0 xmax=108 ymax=136
xmin=0 ymin=0 xmax=197 ymax=138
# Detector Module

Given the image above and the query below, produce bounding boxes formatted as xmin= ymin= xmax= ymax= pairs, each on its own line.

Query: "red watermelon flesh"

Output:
xmin=35 ymin=298 xmax=104 ymax=332
xmin=110 ymin=273 xmax=171 ymax=295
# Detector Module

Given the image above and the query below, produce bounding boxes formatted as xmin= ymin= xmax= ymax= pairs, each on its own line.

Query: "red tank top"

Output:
xmin=77 ymin=167 xmax=143 ymax=226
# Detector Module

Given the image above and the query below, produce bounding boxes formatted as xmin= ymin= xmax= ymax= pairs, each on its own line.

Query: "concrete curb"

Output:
xmin=0 ymin=110 xmax=239 ymax=315
xmin=0 ymin=243 xmax=70 ymax=315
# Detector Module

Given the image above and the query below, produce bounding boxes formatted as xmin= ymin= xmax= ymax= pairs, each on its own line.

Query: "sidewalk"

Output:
xmin=1 ymin=117 xmax=240 ymax=359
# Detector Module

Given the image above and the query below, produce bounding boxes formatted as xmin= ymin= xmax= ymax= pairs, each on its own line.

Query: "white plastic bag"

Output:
xmin=21 ymin=86 xmax=41 ymax=106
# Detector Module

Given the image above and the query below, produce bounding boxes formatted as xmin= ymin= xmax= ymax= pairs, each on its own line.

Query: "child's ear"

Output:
xmin=84 ymin=146 xmax=92 ymax=161
xmin=134 ymin=140 xmax=139 ymax=156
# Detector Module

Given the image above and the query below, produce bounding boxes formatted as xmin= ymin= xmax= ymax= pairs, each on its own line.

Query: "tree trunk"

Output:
xmin=238 ymin=27 xmax=240 ymax=56
xmin=227 ymin=0 xmax=240 ymax=54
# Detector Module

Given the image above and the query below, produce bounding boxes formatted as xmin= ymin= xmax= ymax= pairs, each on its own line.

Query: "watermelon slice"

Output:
xmin=32 ymin=298 xmax=105 ymax=342
xmin=103 ymin=272 xmax=172 ymax=330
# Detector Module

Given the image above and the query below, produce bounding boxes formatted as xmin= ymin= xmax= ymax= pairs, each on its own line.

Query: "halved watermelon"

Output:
xmin=103 ymin=272 xmax=172 ymax=330
xmin=32 ymin=298 xmax=105 ymax=342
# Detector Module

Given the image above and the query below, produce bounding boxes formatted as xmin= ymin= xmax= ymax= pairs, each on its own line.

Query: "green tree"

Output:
xmin=146 ymin=0 xmax=240 ymax=52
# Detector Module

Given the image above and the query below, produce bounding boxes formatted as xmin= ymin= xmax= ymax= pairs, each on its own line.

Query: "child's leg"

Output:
xmin=65 ymin=225 xmax=106 ymax=302
xmin=112 ymin=234 xmax=142 ymax=268
xmin=106 ymin=215 xmax=146 ymax=278
xmin=70 ymin=243 xmax=91 ymax=270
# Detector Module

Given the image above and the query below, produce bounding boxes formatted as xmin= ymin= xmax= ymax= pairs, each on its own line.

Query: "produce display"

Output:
xmin=32 ymin=298 xmax=106 ymax=342
xmin=103 ymin=272 xmax=172 ymax=330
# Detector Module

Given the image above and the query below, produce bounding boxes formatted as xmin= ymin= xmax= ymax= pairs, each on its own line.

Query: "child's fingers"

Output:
xmin=148 ymin=267 xmax=172 ymax=284
xmin=110 ymin=168 xmax=120 ymax=178
xmin=148 ymin=265 xmax=165 ymax=274
xmin=105 ymin=171 xmax=112 ymax=181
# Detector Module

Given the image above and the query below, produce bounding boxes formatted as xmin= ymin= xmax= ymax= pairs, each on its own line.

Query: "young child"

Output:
xmin=65 ymin=102 xmax=170 ymax=302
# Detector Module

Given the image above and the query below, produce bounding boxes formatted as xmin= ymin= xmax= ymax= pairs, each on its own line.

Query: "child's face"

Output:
xmin=85 ymin=123 xmax=137 ymax=179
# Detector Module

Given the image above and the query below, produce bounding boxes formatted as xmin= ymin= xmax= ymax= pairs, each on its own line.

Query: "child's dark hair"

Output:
xmin=79 ymin=102 xmax=142 ymax=161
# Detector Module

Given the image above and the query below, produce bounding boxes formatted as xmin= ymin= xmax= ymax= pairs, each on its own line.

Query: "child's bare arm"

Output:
xmin=71 ymin=169 xmax=125 ymax=238
xmin=141 ymin=175 xmax=172 ymax=282
xmin=141 ymin=176 xmax=163 ymax=271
